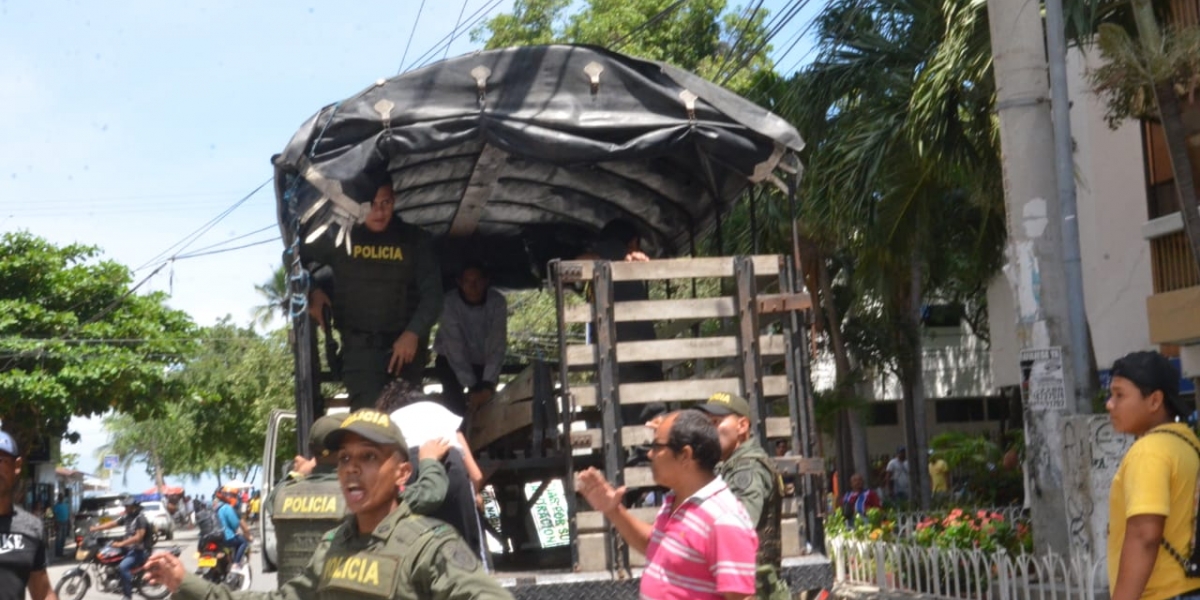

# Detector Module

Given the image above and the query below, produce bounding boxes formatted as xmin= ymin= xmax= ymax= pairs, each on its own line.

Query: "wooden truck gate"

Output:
xmin=450 ymin=253 xmax=827 ymax=586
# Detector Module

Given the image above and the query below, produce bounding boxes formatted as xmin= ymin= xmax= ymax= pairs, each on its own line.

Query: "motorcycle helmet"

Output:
xmin=121 ymin=495 xmax=141 ymax=511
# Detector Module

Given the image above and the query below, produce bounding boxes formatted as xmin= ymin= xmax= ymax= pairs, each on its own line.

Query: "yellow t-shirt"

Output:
xmin=929 ymin=459 xmax=950 ymax=493
xmin=1108 ymin=422 xmax=1200 ymax=600
xmin=249 ymin=497 xmax=261 ymax=514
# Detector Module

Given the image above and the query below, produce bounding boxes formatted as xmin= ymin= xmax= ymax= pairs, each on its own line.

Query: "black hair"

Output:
xmin=600 ymin=219 xmax=640 ymax=245
xmin=666 ymin=410 xmax=722 ymax=472
xmin=459 ymin=260 xmax=488 ymax=278
xmin=376 ymin=379 xmax=442 ymax=415
xmin=1111 ymin=350 xmax=1185 ymax=417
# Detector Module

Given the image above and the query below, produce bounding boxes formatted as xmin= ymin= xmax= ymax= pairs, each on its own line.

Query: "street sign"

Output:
xmin=102 ymin=455 xmax=119 ymax=470
xmin=1020 ymin=347 xmax=1066 ymax=410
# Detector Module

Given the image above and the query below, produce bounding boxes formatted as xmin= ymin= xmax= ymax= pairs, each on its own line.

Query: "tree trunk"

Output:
xmin=817 ymin=256 xmax=868 ymax=490
xmin=899 ymin=255 xmax=930 ymax=510
xmin=1131 ymin=0 xmax=1200 ymax=276
xmin=1154 ymin=86 xmax=1200 ymax=278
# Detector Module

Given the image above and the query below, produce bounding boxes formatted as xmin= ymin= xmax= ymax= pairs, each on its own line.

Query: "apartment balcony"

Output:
xmin=1145 ymin=214 xmax=1200 ymax=345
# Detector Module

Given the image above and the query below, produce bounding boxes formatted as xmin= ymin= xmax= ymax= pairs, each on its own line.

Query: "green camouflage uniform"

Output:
xmin=303 ymin=220 xmax=442 ymax=408
xmin=270 ymin=460 xmax=449 ymax=585
xmin=719 ymin=438 xmax=789 ymax=600
xmin=179 ymin=501 xmax=511 ymax=600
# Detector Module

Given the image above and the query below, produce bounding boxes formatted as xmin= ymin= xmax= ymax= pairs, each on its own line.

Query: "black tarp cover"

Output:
xmin=273 ymin=44 xmax=804 ymax=287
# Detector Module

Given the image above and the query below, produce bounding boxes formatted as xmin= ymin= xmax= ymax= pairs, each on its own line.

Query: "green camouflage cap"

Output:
xmin=309 ymin=414 xmax=349 ymax=457
xmin=325 ymin=409 xmax=408 ymax=455
xmin=693 ymin=391 xmax=751 ymax=418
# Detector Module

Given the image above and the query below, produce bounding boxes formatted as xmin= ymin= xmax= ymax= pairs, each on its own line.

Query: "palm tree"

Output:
xmin=252 ymin=265 xmax=290 ymax=330
xmin=1088 ymin=3 xmax=1200 ymax=275
xmin=784 ymin=0 xmax=1006 ymax=508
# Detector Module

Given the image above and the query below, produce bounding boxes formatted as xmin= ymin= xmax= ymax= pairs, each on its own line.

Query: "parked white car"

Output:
xmin=140 ymin=500 xmax=174 ymax=541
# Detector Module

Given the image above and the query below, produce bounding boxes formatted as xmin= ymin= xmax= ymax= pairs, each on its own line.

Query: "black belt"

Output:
xmin=342 ymin=330 xmax=403 ymax=346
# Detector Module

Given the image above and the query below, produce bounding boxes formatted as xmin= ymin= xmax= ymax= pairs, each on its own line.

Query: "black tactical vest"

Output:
xmin=272 ymin=474 xmax=347 ymax=584
xmin=329 ymin=222 xmax=419 ymax=334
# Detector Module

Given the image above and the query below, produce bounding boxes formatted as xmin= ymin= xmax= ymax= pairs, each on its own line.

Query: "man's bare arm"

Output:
xmin=28 ymin=570 xmax=57 ymax=600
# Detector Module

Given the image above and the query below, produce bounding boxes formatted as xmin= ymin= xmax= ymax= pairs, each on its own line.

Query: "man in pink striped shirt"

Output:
xmin=577 ymin=410 xmax=758 ymax=600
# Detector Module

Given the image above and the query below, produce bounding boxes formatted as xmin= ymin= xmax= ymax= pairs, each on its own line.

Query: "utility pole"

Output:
xmin=1044 ymin=0 xmax=1096 ymax=411
xmin=987 ymin=0 xmax=1079 ymax=557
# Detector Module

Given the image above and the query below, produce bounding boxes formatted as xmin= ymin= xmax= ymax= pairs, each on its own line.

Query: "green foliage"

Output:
xmin=252 ymin=265 xmax=289 ymax=330
xmin=175 ymin=321 xmax=295 ymax=479
xmin=929 ymin=431 xmax=1024 ymax=506
xmin=473 ymin=0 xmax=774 ymax=94
xmin=99 ymin=321 xmax=295 ymax=483
xmin=0 ymin=232 xmax=195 ymax=453
xmin=826 ymin=506 xmax=896 ymax=542
xmin=912 ymin=508 xmax=1031 ymax=554
xmin=1090 ymin=23 xmax=1200 ymax=127
xmin=827 ymin=505 xmax=1031 ymax=554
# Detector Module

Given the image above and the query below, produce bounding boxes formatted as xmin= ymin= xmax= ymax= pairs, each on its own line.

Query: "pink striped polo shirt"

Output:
xmin=639 ymin=477 xmax=759 ymax=600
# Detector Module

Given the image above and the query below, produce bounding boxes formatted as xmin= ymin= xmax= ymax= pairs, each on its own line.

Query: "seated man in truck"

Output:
xmin=303 ymin=178 xmax=443 ymax=409
xmin=433 ymin=261 xmax=507 ymax=422
xmin=376 ymin=380 xmax=486 ymax=561
xmin=143 ymin=409 xmax=511 ymax=600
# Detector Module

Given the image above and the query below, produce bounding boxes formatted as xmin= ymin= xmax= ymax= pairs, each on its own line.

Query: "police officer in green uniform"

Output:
xmin=144 ymin=408 xmax=510 ymax=600
xmin=268 ymin=414 xmax=348 ymax=584
xmin=304 ymin=182 xmax=443 ymax=409
xmin=269 ymin=414 xmax=455 ymax=586
xmin=693 ymin=392 xmax=790 ymax=600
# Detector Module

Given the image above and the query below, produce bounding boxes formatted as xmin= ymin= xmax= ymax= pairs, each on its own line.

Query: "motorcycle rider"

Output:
xmin=90 ymin=496 xmax=153 ymax=600
xmin=215 ymin=489 xmax=252 ymax=568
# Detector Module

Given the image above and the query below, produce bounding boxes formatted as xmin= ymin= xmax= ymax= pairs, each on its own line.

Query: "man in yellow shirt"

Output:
xmin=927 ymin=451 xmax=951 ymax=502
xmin=248 ymin=493 xmax=261 ymax=524
xmin=1106 ymin=350 xmax=1200 ymax=600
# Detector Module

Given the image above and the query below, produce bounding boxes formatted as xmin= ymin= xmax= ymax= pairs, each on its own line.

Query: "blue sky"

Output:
xmin=0 ymin=0 xmax=814 ymax=495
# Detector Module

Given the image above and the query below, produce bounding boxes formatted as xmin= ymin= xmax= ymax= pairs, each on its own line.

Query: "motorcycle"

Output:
xmin=55 ymin=534 xmax=182 ymax=600
xmin=196 ymin=532 xmax=253 ymax=591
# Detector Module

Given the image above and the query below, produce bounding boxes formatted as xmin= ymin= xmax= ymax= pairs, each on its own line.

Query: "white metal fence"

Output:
xmin=828 ymin=537 xmax=1107 ymax=600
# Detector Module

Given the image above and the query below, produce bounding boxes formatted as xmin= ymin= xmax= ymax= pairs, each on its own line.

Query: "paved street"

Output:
xmin=48 ymin=528 xmax=277 ymax=598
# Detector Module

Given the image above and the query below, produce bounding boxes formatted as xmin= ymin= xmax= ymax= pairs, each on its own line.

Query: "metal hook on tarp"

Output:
xmin=471 ymin=66 xmax=491 ymax=108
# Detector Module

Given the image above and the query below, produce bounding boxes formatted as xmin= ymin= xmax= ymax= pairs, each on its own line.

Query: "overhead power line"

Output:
xmin=134 ymin=177 xmax=272 ymax=272
xmin=397 ymin=0 xmax=429 ymax=75
xmin=613 ymin=0 xmax=690 ymax=50
xmin=401 ymin=0 xmax=505 ymax=73
xmin=173 ymin=237 xmax=280 ymax=260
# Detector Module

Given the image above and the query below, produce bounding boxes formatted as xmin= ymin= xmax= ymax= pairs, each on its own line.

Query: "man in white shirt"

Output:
xmin=885 ymin=446 xmax=910 ymax=502
xmin=433 ymin=262 xmax=507 ymax=419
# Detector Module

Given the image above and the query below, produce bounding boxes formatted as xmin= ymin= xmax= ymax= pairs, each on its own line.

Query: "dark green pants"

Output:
xmin=758 ymin=565 xmax=791 ymax=600
xmin=340 ymin=331 xmax=428 ymax=410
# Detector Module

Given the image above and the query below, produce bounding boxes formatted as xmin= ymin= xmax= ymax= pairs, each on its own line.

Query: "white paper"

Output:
xmin=390 ymin=402 xmax=463 ymax=449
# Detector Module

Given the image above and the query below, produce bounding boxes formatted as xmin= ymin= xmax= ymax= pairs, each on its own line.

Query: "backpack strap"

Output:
xmin=1147 ymin=428 xmax=1200 ymax=576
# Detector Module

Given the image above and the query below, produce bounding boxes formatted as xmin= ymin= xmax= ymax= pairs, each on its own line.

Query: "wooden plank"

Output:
xmin=493 ymin=364 xmax=537 ymax=405
xmin=557 ymin=255 xmax=782 ymax=283
xmin=774 ymin=456 xmax=826 ymax=476
xmin=576 ymin=534 xmax=608 ymax=573
xmin=764 ymin=417 xmax=791 ymax=439
xmin=571 ymin=419 xmax=790 ymax=450
xmin=576 ymin=508 xmax=658 ymax=532
xmin=574 ymin=374 xmax=789 ymax=407
xmin=566 ymin=334 xmax=786 ymax=367
xmin=624 ymin=466 xmax=656 ymax=488
xmin=782 ymin=518 xmax=802 ymax=557
xmin=467 ymin=400 xmax=530 ymax=451
xmin=571 ymin=426 xmax=654 ymax=450
xmin=563 ymin=296 xmax=737 ymax=324
xmin=757 ymin=292 xmax=812 ymax=314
